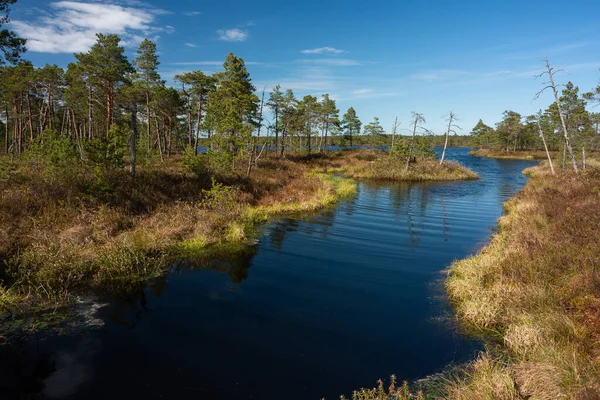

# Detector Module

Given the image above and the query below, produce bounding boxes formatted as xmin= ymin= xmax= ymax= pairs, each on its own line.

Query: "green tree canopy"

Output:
xmin=204 ymin=53 xmax=259 ymax=159
xmin=0 ymin=0 xmax=26 ymax=65
xmin=341 ymin=107 xmax=361 ymax=147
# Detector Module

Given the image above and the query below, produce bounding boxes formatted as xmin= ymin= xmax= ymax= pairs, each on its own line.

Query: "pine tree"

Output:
xmin=267 ymin=84 xmax=284 ymax=153
xmin=298 ymin=95 xmax=319 ymax=155
xmin=341 ymin=107 xmax=361 ymax=147
xmin=133 ymin=39 xmax=162 ymax=152
xmin=0 ymin=0 xmax=26 ymax=65
xmin=204 ymin=53 xmax=259 ymax=167
xmin=364 ymin=117 xmax=385 ymax=149
xmin=470 ymin=119 xmax=493 ymax=148
xmin=175 ymin=70 xmax=216 ymax=152
xmin=74 ymin=34 xmax=133 ymax=136
xmin=318 ymin=94 xmax=338 ymax=152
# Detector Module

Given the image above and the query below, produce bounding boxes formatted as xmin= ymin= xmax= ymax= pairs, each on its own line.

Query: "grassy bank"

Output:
xmin=469 ymin=148 xmax=558 ymax=160
xmin=0 ymin=152 xmax=357 ymax=316
xmin=469 ymin=148 xmax=554 ymax=160
xmin=443 ymin=165 xmax=600 ymax=399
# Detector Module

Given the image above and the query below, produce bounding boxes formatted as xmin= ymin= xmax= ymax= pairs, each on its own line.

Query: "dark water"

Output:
xmin=1 ymin=148 xmax=537 ymax=400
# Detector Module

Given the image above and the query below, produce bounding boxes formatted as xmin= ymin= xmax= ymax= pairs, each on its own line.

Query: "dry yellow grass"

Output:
xmin=0 ymin=152 xmax=357 ymax=314
xmin=469 ymin=148 xmax=555 ymax=160
xmin=445 ymin=164 xmax=600 ymax=399
xmin=347 ymin=156 xmax=478 ymax=181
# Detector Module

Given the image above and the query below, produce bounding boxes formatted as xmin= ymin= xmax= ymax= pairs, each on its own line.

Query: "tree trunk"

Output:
xmin=187 ymin=109 xmax=193 ymax=148
xmin=106 ymin=82 xmax=113 ymax=136
xmin=274 ymin=109 xmax=279 ymax=155
xmin=246 ymin=138 xmax=254 ymax=177
xmin=324 ymin=122 xmax=329 ymax=152
xmin=545 ymin=56 xmax=578 ymax=172
xmin=406 ymin=118 xmax=418 ymax=172
xmin=88 ymin=86 xmax=93 ymax=140
xmin=129 ymin=107 xmax=138 ymax=177
xmin=307 ymin=124 xmax=311 ymax=156
xmin=537 ymin=119 xmax=555 ymax=175
xmin=194 ymin=100 xmax=203 ymax=155
xmin=48 ymin=91 xmax=53 ymax=132
xmin=60 ymin=108 xmax=67 ymax=136
xmin=280 ymin=127 xmax=287 ymax=159
xmin=26 ymin=92 xmax=34 ymax=140
xmin=156 ymin=117 xmax=164 ymax=162
xmin=250 ymin=89 xmax=265 ymax=170
xmin=12 ymin=100 xmax=19 ymax=154
xmin=391 ymin=117 xmax=398 ymax=149
xmin=146 ymin=90 xmax=151 ymax=153
xmin=4 ymin=108 xmax=9 ymax=154
xmin=440 ymin=131 xmax=449 ymax=164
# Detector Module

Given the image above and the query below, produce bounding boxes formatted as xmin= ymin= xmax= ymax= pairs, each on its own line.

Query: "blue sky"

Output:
xmin=9 ymin=0 xmax=600 ymax=134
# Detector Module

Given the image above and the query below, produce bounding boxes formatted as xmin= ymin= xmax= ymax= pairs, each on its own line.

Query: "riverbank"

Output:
xmin=444 ymin=164 xmax=600 ymax=398
xmin=0 ymin=149 xmax=476 ymax=316
xmin=0 ymin=152 xmax=357 ymax=315
xmin=469 ymin=148 xmax=555 ymax=160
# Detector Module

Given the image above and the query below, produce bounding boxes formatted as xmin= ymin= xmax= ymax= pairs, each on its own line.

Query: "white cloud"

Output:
xmin=217 ymin=28 xmax=247 ymax=42
xmin=409 ymin=69 xmax=468 ymax=81
xmin=167 ymin=61 xmax=262 ymax=66
xmin=11 ymin=1 xmax=164 ymax=53
xmin=352 ymin=88 xmax=373 ymax=95
xmin=184 ymin=11 xmax=201 ymax=16
xmin=184 ymin=43 xmax=197 ymax=48
xmin=255 ymin=66 xmax=340 ymax=93
xmin=296 ymin=58 xmax=360 ymax=66
xmin=301 ymin=47 xmax=346 ymax=55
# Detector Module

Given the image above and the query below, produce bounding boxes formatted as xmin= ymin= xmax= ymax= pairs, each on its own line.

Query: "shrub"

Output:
xmin=181 ymin=146 xmax=207 ymax=175
xmin=85 ymin=124 xmax=129 ymax=172
xmin=23 ymin=129 xmax=80 ymax=176
xmin=200 ymin=178 xmax=240 ymax=210
xmin=207 ymin=149 xmax=233 ymax=173
xmin=0 ymin=156 xmax=16 ymax=181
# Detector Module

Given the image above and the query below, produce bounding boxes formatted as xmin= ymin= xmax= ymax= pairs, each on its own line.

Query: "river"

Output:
xmin=0 ymin=148 xmax=537 ymax=400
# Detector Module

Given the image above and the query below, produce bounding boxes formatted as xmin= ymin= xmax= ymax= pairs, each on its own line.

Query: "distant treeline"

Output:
xmin=469 ymin=81 xmax=600 ymax=153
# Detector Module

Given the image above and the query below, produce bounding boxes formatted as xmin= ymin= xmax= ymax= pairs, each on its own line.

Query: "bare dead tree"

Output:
xmin=536 ymin=111 xmax=555 ymax=175
xmin=535 ymin=54 xmax=578 ymax=173
xmin=247 ymin=87 xmax=266 ymax=177
xmin=391 ymin=117 xmax=400 ymax=149
xmin=440 ymin=111 xmax=460 ymax=164
xmin=406 ymin=112 xmax=426 ymax=171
